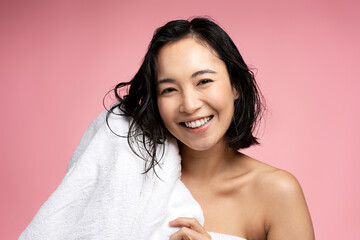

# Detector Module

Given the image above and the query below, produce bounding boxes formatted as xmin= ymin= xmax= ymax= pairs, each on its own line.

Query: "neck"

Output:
xmin=179 ymin=140 xmax=239 ymax=181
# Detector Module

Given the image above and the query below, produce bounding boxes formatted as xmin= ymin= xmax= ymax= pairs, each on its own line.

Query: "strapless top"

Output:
xmin=209 ymin=232 xmax=246 ymax=240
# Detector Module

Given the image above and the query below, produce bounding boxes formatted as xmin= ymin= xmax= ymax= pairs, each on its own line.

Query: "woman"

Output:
xmin=20 ymin=17 xmax=314 ymax=240
xmin=112 ymin=17 xmax=314 ymax=239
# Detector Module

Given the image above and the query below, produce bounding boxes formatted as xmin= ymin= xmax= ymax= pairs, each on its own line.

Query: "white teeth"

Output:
xmin=184 ymin=116 xmax=211 ymax=129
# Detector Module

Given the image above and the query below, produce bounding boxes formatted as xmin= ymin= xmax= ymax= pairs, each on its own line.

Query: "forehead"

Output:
xmin=156 ymin=37 xmax=225 ymax=78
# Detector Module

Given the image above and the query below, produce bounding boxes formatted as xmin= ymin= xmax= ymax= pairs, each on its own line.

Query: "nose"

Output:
xmin=179 ymin=90 xmax=202 ymax=114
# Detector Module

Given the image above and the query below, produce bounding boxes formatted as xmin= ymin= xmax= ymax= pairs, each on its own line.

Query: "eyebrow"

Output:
xmin=156 ymin=69 xmax=217 ymax=86
xmin=191 ymin=69 xmax=217 ymax=78
xmin=156 ymin=78 xmax=175 ymax=86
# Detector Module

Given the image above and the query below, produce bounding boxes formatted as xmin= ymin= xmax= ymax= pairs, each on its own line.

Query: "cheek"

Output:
xmin=207 ymin=85 xmax=235 ymax=110
xmin=157 ymin=99 xmax=166 ymax=119
xmin=157 ymin=99 xmax=173 ymax=126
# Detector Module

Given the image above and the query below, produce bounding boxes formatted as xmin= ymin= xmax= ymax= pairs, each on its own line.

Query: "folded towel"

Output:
xmin=19 ymin=111 xmax=204 ymax=240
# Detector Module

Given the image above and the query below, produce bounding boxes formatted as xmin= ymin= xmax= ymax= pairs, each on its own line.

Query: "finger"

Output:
xmin=169 ymin=217 xmax=206 ymax=234
xmin=169 ymin=226 xmax=210 ymax=240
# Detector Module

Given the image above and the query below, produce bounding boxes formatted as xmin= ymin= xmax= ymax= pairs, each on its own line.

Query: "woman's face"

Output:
xmin=156 ymin=37 xmax=238 ymax=151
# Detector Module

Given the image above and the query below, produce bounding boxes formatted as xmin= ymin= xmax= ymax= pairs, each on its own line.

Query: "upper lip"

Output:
xmin=179 ymin=115 xmax=213 ymax=123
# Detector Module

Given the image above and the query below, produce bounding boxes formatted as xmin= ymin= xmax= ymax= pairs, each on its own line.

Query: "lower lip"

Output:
xmin=182 ymin=118 xmax=212 ymax=134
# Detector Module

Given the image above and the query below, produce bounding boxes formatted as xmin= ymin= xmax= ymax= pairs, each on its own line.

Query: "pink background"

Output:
xmin=1 ymin=0 xmax=359 ymax=239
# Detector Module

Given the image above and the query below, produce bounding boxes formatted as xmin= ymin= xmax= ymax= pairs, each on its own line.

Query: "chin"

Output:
xmin=181 ymin=140 xmax=217 ymax=152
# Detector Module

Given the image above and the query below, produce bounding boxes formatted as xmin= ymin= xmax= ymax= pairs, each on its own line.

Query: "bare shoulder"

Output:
xmin=240 ymin=155 xmax=314 ymax=239
xmin=257 ymin=165 xmax=302 ymax=199
xmin=241 ymin=156 xmax=303 ymax=199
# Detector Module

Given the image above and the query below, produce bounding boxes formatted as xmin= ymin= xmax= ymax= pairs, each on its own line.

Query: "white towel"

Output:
xmin=19 ymin=111 xmax=204 ymax=240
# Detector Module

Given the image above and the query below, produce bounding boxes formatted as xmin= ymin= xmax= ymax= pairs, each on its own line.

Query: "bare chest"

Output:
xmin=185 ymin=183 xmax=267 ymax=240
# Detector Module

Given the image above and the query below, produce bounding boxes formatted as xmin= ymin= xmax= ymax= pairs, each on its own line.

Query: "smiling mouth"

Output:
xmin=180 ymin=115 xmax=213 ymax=129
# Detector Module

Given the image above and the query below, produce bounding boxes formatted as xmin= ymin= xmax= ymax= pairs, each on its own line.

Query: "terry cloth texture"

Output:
xmin=19 ymin=111 xmax=204 ymax=240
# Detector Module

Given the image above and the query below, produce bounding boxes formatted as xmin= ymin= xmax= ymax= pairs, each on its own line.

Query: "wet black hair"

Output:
xmin=106 ymin=17 xmax=264 ymax=173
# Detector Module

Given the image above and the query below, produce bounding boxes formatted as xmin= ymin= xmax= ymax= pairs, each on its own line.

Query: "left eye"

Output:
xmin=197 ymin=79 xmax=212 ymax=85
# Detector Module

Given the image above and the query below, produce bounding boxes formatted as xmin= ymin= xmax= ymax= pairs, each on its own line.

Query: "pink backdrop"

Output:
xmin=1 ymin=0 xmax=359 ymax=239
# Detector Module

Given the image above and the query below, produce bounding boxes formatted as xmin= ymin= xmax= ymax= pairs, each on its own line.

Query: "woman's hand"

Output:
xmin=169 ymin=217 xmax=212 ymax=240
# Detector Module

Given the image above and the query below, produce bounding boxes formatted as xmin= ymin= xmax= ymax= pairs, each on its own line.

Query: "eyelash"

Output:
xmin=160 ymin=87 xmax=176 ymax=95
xmin=197 ymin=79 xmax=213 ymax=85
xmin=159 ymin=79 xmax=213 ymax=95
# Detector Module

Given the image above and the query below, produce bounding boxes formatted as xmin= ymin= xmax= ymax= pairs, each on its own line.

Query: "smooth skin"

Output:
xmin=156 ymin=37 xmax=314 ymax=240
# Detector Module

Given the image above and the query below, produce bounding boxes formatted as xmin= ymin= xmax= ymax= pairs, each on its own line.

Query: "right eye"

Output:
xmin=160 ymin=87 xmax=176 ymax=95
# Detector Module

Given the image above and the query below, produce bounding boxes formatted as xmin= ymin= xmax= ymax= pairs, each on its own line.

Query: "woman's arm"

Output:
xmin=263 ymin=170 xmax=315 ymax=240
